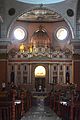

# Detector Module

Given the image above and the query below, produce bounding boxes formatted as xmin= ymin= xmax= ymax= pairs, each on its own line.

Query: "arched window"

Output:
xmin=35 ymin=66 xmax=46 ymax=77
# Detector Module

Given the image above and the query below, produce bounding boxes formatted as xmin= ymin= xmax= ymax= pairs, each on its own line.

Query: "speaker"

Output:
xmin=67 ymin=9 xmax=74 ymax=17
xmin=8 ymin=8 xmax=15 ymax=16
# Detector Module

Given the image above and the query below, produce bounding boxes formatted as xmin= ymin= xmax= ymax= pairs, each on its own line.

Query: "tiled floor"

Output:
xmin=21 ymin=97 xmax=62 ymax=120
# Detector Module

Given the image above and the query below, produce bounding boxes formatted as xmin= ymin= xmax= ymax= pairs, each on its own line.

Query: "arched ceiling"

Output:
xmin=17 ymin=0 xmax=65 ymax=4
xmin=17 ymin=7 xmax=63 ymax=22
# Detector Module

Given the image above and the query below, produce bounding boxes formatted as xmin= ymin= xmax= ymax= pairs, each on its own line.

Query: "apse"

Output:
xmin=30 ymin=25 xmax=51 ymax=48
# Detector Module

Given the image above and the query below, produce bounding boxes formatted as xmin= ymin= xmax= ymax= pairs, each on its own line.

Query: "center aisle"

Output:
xmin=21 ymin=97 xmax=62 ymax=120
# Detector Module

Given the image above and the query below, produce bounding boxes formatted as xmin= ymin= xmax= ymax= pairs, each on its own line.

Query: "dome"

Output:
xmin=31 ymin=26 xmax=51 ymax=47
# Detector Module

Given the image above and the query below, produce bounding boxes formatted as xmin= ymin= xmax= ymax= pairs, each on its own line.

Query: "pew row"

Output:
xmin=48 ymin=84 xmax=80 ymax=120
xmin=0 ymin=89 xmax=32 ymax=120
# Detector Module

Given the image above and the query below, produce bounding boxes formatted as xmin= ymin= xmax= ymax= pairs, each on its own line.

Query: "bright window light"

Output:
xmin=35 ymin=66 xmax=46 ymax=77
xmin=56 ymin=28 xmax=68 ymax=40
xmin=14 ymin=27 xmax=26 ymax=40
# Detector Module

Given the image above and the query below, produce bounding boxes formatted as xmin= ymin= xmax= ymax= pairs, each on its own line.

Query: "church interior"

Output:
xmin=0 ymin=0 xmax=80 ymax=120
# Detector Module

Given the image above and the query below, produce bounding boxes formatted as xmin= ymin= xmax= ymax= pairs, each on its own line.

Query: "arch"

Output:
xmin=7 ymin=6 xmax=74 ymax=40
xmin=35 ymin=66 xmax=46 ymax=78
xmin=30 ymin=25 xmax=51 ymax=47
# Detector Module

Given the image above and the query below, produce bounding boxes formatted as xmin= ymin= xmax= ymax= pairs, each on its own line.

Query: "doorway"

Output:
xmin=35 ymin=78 xmax=45 ymax=92
xmin=35 ymin=66 xmax=46 ymax=92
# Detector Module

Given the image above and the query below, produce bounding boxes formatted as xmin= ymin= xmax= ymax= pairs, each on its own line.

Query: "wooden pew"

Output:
xmin=0 ymin=88 xmax=33 ymax=120
xmin=0 ymin=90 xmax=12 ymax=120
xmin=53 ymin=91 xmax=80 ymax=120
xmin=48 ymin=83 xmax=80 ymax=120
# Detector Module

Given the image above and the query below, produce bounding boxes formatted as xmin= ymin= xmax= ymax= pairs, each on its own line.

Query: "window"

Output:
xmin=35 ymin=66 xmax=46 ymax=77
xmin=13 ymin=26 xmax=26 ymax=41
xmin=56 ymin=27 xmax=68 ymax=41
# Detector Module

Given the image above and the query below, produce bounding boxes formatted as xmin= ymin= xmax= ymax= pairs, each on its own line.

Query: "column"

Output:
xmin=72 ymin=61 xmax=74 ymax=84
xmin=21 ymin=64 xmax=23 ymax=84
xmin=7 ymin=64 xmax=10 ymax=83
xmin=63 ymin=64 xmax=66 ymax=83
xmin=29 ymin=64 xmax=31 ymax=84
xmin=27 ymin=64 xmax=29 ymax=83
xmin=70 ymin=64 xmax=72 ymax=83
xmin=49 ymin=64 xmax=51 ymax=83
xmin=51 ymin=64 xmax=53 ymax=83
xmin=14 ymin=64 xmax=17 ymax=85
xmin=57 ymin=64 xmax=60 ymax=83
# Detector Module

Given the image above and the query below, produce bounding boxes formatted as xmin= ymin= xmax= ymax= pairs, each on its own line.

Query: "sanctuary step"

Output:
xmin=32 ymin=91 xmax=48 ymax=97
xmin=32 ymin=91 xmax=48 ymax=106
